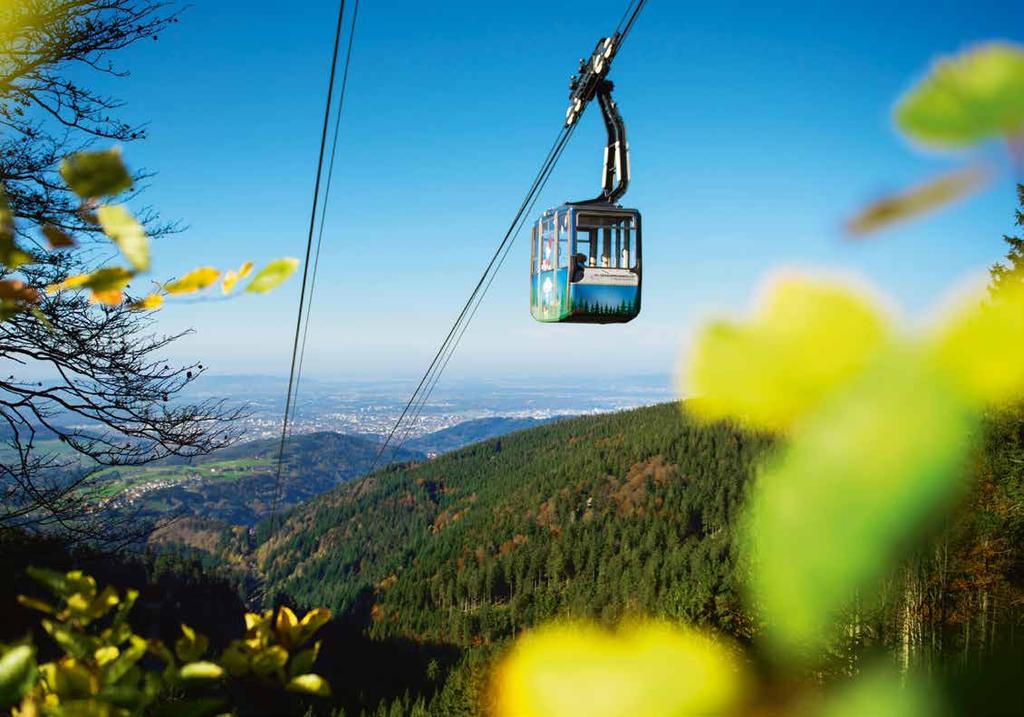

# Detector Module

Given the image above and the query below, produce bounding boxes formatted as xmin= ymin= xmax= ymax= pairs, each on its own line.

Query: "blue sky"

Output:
xmin=81 ymin=0 xmax=1024 ymax=383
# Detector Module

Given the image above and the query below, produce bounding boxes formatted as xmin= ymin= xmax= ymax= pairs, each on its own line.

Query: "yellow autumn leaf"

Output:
xmin=299 ymin=608 xmax=331 ymax=633
xmin=246 ymin=258 xmax=299 ymax=294
xmin=491 ymin=622 xmax=745 ymax=717
xmin=286 ymin=673 xmax=332 ymax=698
xmin=932 ymin=281 xmax=1024 ymax=406
xmin=96 ymin=205 xmax=150 ymax=272
xmin=46 ymin=274 xmax=91 ymax=294
xmin=164 ymin=267 xmax=220 ymax=296
xmin=222 ymin=270 xmax=239 ymax=295
xmin=274 ymin=606 xmax=299 ymax=648
xmin=128 ymin=293 xmax=164 ymax=311
xmin=179 ymin=661 xmax=224 ymax=680
xmin=90 ymin=289 xmax=124 ymax=306
xmin=686 ymin=275 xmax=889 ymax=431
xmin=93 ymin=646 xmax=119 ymax=667
xmin=239 ymin=261 xmax=254 ymax=278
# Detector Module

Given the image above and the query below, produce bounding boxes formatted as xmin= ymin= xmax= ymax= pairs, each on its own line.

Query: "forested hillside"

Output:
xmin=249 ymin=401 xmax=1024 ymax=714
xmin=259 ymin=404 xmax=768 ymax=642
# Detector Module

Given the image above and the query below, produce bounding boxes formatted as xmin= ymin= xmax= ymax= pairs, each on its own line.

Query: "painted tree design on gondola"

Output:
xmin=572 ymin=294 xmax=640 ymax=318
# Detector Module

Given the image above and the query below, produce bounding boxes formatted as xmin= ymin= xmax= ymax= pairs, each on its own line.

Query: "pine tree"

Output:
xmin=989 ymin=184 xmax=1024 ymax=295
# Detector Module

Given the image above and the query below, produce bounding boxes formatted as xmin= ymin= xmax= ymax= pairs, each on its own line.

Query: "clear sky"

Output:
xmin=82 ymin=0 xmax=1024 ymax=383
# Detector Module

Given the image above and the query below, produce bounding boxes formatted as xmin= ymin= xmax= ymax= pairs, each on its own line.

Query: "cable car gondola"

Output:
xmin=531 ymin=35 xmax=641 ymax=324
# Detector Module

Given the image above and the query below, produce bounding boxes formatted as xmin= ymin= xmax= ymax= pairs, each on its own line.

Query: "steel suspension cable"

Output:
xmin=365 ymin=127 xmax=573 ymax=474
xmin=368 ymin=0 xmax=648 ymax=477
xmin=291 ymin=0 xmax=361 ymax=437
xmin=269 ymin=0 xmax=353 ymax=528
xmin=390 ymin=127 xmax=577 ymax=460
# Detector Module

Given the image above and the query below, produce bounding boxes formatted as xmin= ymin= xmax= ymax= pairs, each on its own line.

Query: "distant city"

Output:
xmin=183 ymin=374 xmax=677 ymax=443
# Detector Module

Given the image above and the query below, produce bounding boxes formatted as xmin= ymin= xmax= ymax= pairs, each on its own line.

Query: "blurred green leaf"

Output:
xmin=42 ymin=619 xmax=94 ymax=660
xmin=105 ymin=636 xmax=148 ymax=684
xmin=174 ymin=624 xmax=208 ymax=663
xmin=846 ymin=165 xmax=990 ymax=236
xmin=817 ymin=665 xmax=939 ymax=717
xmin=26 ymin=566 xmax=70 ymax=597
xmin=0 ymin=645 xmax=37 ymax=708
xmin=96 ymin=205 xmax=150 ymax=272
xmin=745 ymin=350 xmax=976 ymax=660
xmin=60 ymin=149 xmax=133 ymax=200
xmin=896 ymin=42 xmax=1024 ymax=149
xmin=289 ymin=641 xmax=320 ymax=678
xmin=245 ymin=258 xmax=299 ymax=294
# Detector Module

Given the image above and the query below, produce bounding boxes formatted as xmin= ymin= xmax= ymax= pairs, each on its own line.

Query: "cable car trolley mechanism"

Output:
xmin=531 ymin=34 xmax=641 ymax=324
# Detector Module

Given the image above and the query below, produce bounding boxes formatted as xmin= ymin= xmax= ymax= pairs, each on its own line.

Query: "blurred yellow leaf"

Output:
xmin=89 ymin=289 xmax=123 ymax=306
xmin=47 ymin=274 xmax=91 ymax=294
xmin=274 ymin=606 xmax=299 ymax=648
xmin=128 ymin=293 xmax=164 ymax=311
xmin=246 ymin=258 xmax=299 ymax=294
xmin=59 ymin=148 xmax=133 ymax=200
xmin=687 ymin=276 xmax=889 ymax=431
xmin=298 ymin=608 xmax=331 ymax=636
xmin=222 ymin=270 xmax=239 ymax=295
xmin=47 ymin=268 xmax=134 ymax=306
xmin=165 ymin=267 xmax=219 ymax=296
xmin=492 ymin=622 xmax=745 ymax=717
xmin=933 ymin=281 xmax=1024 ymax=406
xmin=174 ymin=624 xmax=209 ymax=663
xmin=179 ymin=661 xmax=224 ymax=680
xmin=96 ymin=205 xmax=150 ymax=272
xmin=251 ymin=646 xmax=288 ymax=678
xmin=846 ymin=165 xmax=990 ymax=236
xmin=238 ymin=261 xmax=254 ymax=279
xmin=93 ymin=647 xmax=118 ymax=667
xmin=895 ymin=42 xmax=1024 ymax=149
xmin=286 ymin=673 xmax=332 ymax=698
xmin=41 ymin=225 xmax=76 ymax=249
xmin=744 ymin=350 xmax=974 ymax=660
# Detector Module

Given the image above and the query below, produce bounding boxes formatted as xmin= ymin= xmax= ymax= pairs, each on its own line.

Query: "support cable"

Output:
xmin=269 ymin=0 xmax=353 ymax=527
xmin=378 ymin=1 xmax=649 ymax=464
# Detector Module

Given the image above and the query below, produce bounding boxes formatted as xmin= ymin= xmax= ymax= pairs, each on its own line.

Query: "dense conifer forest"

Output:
xmin=239 ymin=402 xmax=1024 ymax=714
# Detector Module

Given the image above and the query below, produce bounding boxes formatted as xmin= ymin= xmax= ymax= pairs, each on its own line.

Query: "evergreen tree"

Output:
xmin=989 ymin=184 xmax=1024 ymax=295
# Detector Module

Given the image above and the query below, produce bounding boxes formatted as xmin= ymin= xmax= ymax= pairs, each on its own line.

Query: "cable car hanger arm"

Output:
xmin=565 ymin=34 xmax=631 ymax=205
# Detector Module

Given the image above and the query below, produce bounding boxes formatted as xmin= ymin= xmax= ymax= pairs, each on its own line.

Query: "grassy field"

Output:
xmin=91 ymin=457 xmax=274 ymax=499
